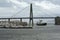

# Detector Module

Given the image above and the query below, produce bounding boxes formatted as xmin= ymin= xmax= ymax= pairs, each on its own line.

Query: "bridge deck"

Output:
xmin=0 ymin=17 xmax=55 ymax=19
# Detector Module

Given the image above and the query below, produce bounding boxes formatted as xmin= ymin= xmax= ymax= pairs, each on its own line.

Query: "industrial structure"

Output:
xmin=55 ymin=16 xmax=60 ymax=25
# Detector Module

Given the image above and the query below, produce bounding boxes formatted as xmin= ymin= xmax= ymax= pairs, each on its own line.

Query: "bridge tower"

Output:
xmin=29 ymin=3 xmax=34 ymax=27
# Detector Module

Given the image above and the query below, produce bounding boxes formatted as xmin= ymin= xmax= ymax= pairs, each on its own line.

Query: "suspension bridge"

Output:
xmin=0 ymin=3 xmax=57 ymax=28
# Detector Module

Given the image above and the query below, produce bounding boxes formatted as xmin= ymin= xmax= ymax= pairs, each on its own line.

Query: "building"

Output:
xmin=55 ymin=16 xmax=60 ymax=25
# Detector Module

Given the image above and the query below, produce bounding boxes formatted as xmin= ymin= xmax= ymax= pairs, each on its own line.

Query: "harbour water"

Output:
xmin=0 ymin=24 xmax=60 ymax=40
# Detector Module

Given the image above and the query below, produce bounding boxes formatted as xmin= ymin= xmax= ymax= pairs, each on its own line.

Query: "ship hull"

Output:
xmin=36 ymin=23 xmax=47 ymax=26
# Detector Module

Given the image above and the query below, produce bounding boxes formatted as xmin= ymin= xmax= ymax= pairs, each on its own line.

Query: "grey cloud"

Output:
xmin=0 ymin=0 xmax=7 ymax=3
xmin=0 ymin=3 xmax=11 ymax=7
xmin=0 ymin=0 xmax=60 ymax=17
xmin=46 ymin=0 xmax=60 ymax=5
xmin=18 ymin=0 xmax=60 ymax=5
xmin=18 ymin=0 xmax=43 ymax=3
xmin=0 ymin=0 xmax=12 ymax=7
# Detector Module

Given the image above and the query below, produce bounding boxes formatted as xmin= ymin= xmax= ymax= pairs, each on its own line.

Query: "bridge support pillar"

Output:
xmin=8 ymin=19 xmax=11 ymax=27
xmin=20 ymin=18 xmax=22 ymax=23
xmin=19 ymin=18 xmax=22 ymax=26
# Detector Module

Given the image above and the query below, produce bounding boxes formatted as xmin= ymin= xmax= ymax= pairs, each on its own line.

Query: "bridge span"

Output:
xmin=0 ymin=17 xmax=55 ymax=19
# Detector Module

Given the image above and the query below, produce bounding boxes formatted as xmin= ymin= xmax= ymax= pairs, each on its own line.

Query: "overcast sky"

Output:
xmin=0 ymin=0 xmax=60 ymax=18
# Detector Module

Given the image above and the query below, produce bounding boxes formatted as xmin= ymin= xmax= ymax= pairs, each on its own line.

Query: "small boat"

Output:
xmin=36 ymin=23 xmax=47 ymax=26
xmin=36 ymin=20 xmax=47 ymax=26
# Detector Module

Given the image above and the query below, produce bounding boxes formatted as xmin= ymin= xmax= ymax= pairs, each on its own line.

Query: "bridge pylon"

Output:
xmin=29 ymin=3 xmax=34 ymax=27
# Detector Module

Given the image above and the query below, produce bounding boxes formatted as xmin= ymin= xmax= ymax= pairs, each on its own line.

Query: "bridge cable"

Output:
xmin=10 ymin=6 xmax=29 ymax=18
